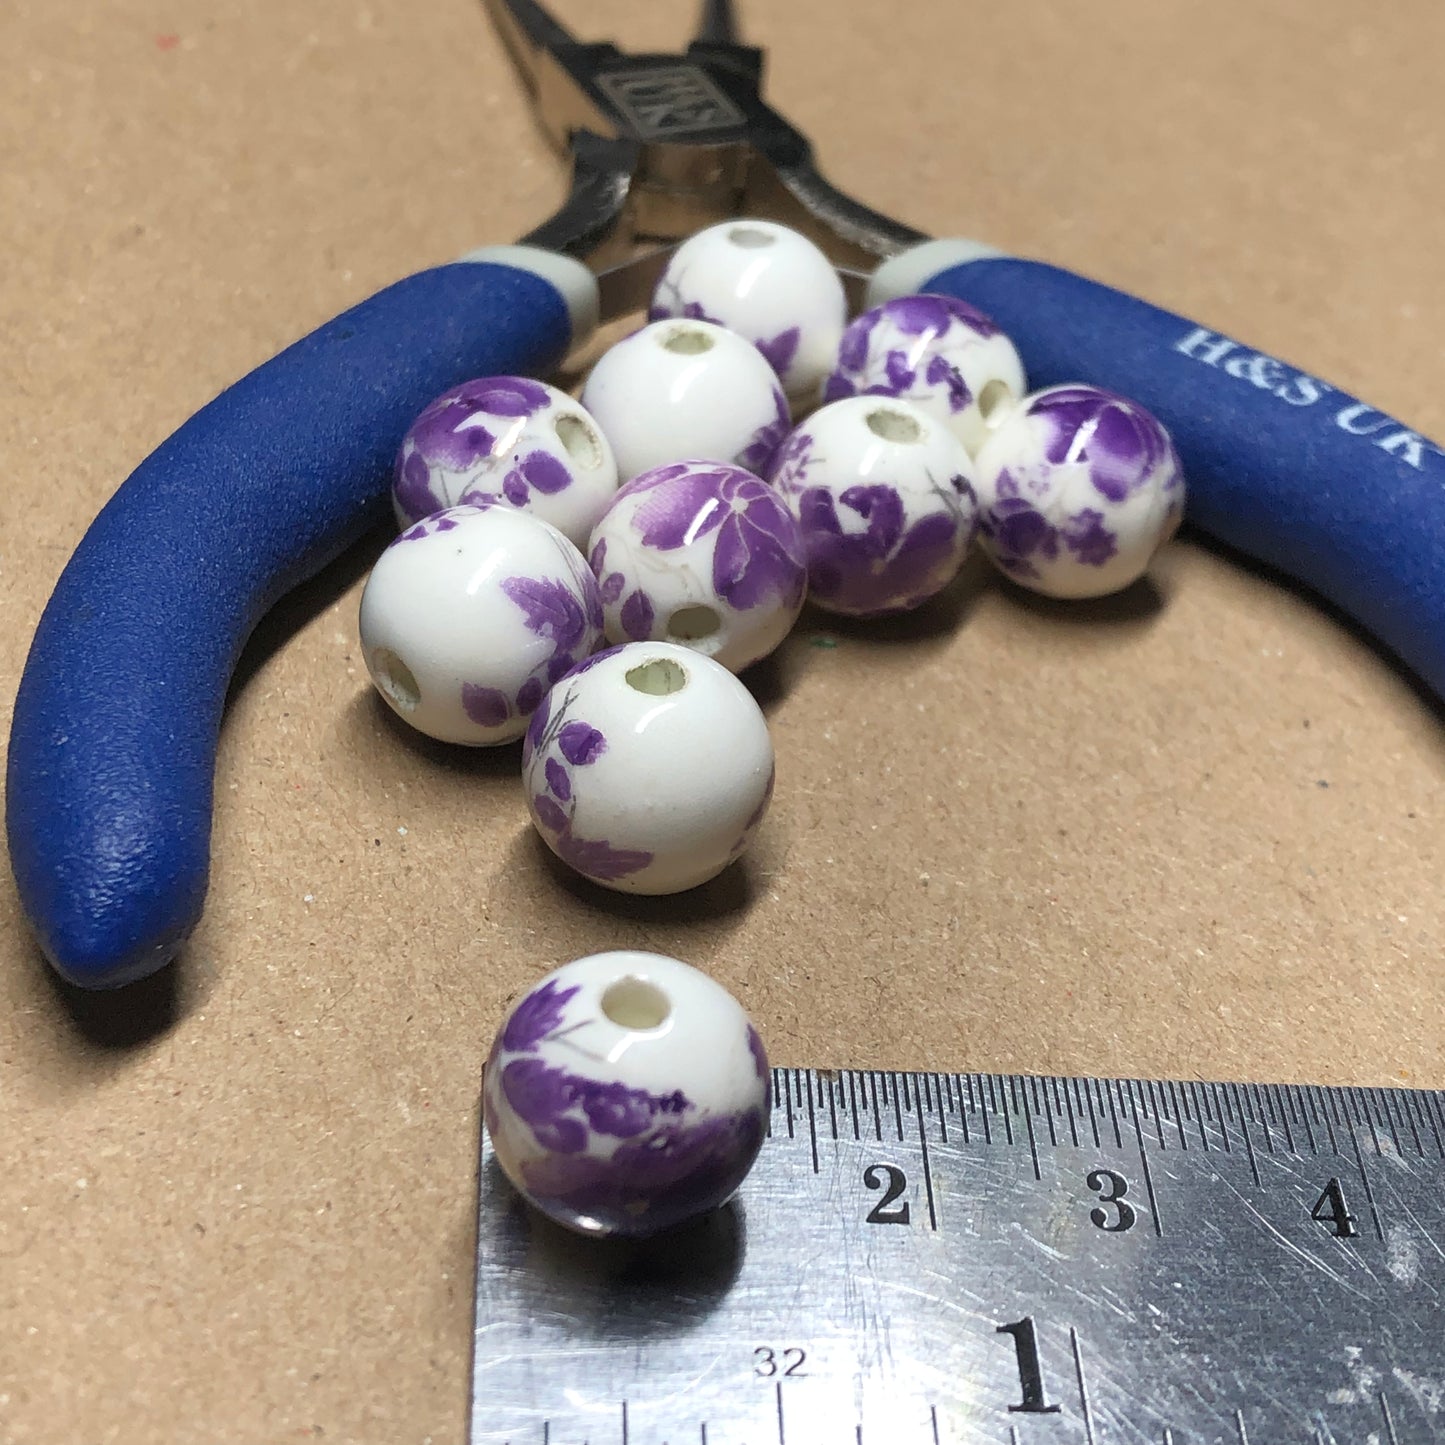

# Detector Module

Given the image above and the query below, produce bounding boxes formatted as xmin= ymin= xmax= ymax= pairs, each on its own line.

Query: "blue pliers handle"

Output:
xmin=8 ymin=0 xmax=1443 ymax=988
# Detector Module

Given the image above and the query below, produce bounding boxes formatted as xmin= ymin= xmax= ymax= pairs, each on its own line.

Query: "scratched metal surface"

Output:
xmin=472 ymin=1071 xmax=1445 ymax=1445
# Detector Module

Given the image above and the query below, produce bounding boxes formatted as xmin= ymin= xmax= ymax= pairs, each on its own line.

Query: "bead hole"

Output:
xmin=660 ymin=326 xmax=715 ymax=355
xmin=666 ymin=605 xmax=721 ymax=641
xmin=554 ymin=412 xmax=603 ymax=469
xmin=727 ymin=225 xmax=776 ymax=249
xmin=977 ymin=379 xmax=1015 ymax=424
xmin=625 ymin=657 xmax=688 ymax=695
xmin=865 ymin=407 xmax=923 ymax=444
xmin=601 ymin=976 xmax=671 ymax=1030
xmin=371 ymin=648 xmax=419 ymax=712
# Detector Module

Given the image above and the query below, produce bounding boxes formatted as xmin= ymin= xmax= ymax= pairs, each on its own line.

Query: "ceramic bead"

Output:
xmin=587 ymin=460 xmax=807 ymax=672
xmin=484 ymin=950 xmax=770 ymax=1238
xmin=972 ymin=384 xmax=1185 ymax=598
xmin=392 ymin=375 xmax=618 ymax=549
xmin=359 ymin=504 xmax=603 ymax=745
xmin=522 ymin=642 xmax=774 ymax=893
xmin=580 ymin=319 xmax=791 ymax=483
xmin=648 ymin=220 xmax=847 ymax=400
xmin=768 ymin=396 xmax=979 ymax=617
xmin=822 ymin=294 xmax=1027 ymax=455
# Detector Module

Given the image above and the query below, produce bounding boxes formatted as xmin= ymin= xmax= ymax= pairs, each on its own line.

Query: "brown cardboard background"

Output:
xmin=1 ymin=1 xmax=1442 ymax=1440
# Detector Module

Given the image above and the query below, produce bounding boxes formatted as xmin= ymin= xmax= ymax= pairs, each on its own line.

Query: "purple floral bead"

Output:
xmin=483 ymin=951 xmax=770 ymax=1238
xmin=392 ymin=375 xmax=618 ymax=549
xmin=359 ymin=504 xmax=604 ymax=746
xmin=522 ymin=642 xmax=775 ymax=894
xmin=580 ymin=319 xmax=793 ymax=484
xmin=972 ymin=384 xmax=1185 ymax=598
xmin=822 ymin=294 xmax=1028 ymax=456
xmin=648 ymin=220 xmax=847 ymax=398
xmin=586 ymin=460 xmax=807 ymax=672
xmin=769 ymin=397 xmax=979 ymax=617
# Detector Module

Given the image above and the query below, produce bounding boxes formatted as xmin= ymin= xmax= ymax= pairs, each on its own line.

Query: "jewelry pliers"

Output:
xmin=9 ymin=0 xmax=1444 ymax=989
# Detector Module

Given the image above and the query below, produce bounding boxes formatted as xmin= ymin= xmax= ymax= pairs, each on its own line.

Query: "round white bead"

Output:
xmin=580 ymin=319 xmax=791 ymax=484
xmin=484 ymin=950 xmax=769 ymax=1238
xmin=393 ymin=375 xmax=618 ymax=550
xmin=649 ymin=220 xmax=847 ymax=400
xmin=359 ymin=504 xmax=603 ymax=745
xmin=822 ymin=294 xmax=1027 ymax=455
xmin=587 ymin=460 xmax=807 ymax=672
xmin=972 ymin=384 xmax=1185 ymax=598
xmin=769 ymin=396 xmax=980 ymax=617
xmin=522 ymin=642 xmax=774 ymax=893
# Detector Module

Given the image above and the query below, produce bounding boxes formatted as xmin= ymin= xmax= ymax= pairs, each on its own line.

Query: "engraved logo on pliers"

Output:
xmin=596 ymin=66 xmax=745 ymax=140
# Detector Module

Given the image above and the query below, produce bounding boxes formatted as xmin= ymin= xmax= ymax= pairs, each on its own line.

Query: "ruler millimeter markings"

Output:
xmin=471 ymin=1072 xmax=1445 ymax=1444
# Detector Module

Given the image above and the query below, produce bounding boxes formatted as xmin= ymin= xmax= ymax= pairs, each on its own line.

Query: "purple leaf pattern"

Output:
xmin=392 ymin=375 xmax=581 ymax=528
xmin=976 ymin=384 xmax=1183 ymax=588
xmin=821 ymin=294 xmax=1014 ymax=424
xmin=523 ymin=680 xmax=653 ymax=885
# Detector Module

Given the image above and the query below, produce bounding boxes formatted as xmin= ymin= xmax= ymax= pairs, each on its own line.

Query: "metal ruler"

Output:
xmin=470 ymin=1071 xmax=1445 ymax=1444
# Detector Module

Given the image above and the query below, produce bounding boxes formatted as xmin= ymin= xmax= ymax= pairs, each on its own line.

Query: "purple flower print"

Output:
xmin=502 ymin=575 xmax=592 ymax=655
xmin=393 ymin=376 xmax=559 ymax=524
xmin=545 ymin=758 xmax=572 ymax=801
xmin=754 ymin=326 xmax=801 ymax=378
xmin=524 ymin=681 xmax=654 ymax=884
xmin=981 ymin=495 xmax=1057 ymax=581
xmin=797 ymin=483 xmax=965 ymax=616
xmin=503 ymin=1052 xmax=691 ymax=1149
xmin=461 ymin=683 xmax=510 ymax=729
xmin=620 ymin=588 xmax=655 ymax=640
xmin=393 ymin=448 xmax=446 ymax=521
xmin=1060 ymin=508 xmax=1117 ymax=567
xmin=516 ymin=1106 xmax=764 ymax=1238
xmin=1031 ymin=385 xmax=1173 ymax=501
xmin=821 ymin=295 xmax=1003 ymax=414
xmin=533 ymin=794 xmax=568 ymax=832
xmin=558 ymin=721 xmax=607 ymax=766
xmin=502 ymin=978 xmax=581 ymax=1052
xmin=885 ymin=293 xmax=999 ymax=340
xmin=621 ymin=462 xmax=806 ymax=613
xmin=551 ymin=827 xmax=654 ymax=882
xmin=737 ymin=387 xmax=791 ymax=476
xmin=397 ymin=508 xmax=468 ymax=543
xmin=516 ymin=676 xmax=545 ymax=716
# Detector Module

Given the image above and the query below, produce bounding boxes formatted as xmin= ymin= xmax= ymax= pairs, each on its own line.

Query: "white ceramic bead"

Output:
xmin=822 ymin=294 xmax=1028 ymax=455
xmin=484 ymin=950 xmax=769 ymax=1238
xmin=392 ymin=375 xmax=618 ymax=550
xmin=587 ymin=460 xmax=807 ymax=672
xmin=649 ymin=220 xmax=847 ymax=399
xmin=972 ymin=384 xmax=1185 ymax=598
xmin=768 ymin=396 xmax=980 ymax=617
xmin=522 ymin=642 xmax=774 ymax=893
xmin=580 ymin=319 xmax=791 ymax=484
xmin=359 ymin=504 xmax=603 ymax=745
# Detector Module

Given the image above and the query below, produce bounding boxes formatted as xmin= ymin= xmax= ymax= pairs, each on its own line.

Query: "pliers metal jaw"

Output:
xmin=487 ymin=0 xmax=924 ymax=313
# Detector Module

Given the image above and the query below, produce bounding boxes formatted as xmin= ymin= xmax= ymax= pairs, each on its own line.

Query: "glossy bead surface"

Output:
xmin=769 ymin=396 xmax=979 ymax=617
xmin=359 ymin=504 xmax=603 ymax=745
xmin=587 ymin=460 xmax=807 ymax=672
xmin=523 ymin=642 xmax=774 ymax=893
xmin=580 ymin=319 xmax=791 ymax=483
xmin=484 ymin=950 xmax=770 ymax=1238
xmin=822 ymin=294 xmax=1027 ymax=455
xmin=973 ymin=384 xmax=1185 ymax=598
xmin=648 ymin=220 xmax=847 ymax=399
xmin=392 ymin=375 xmax=618 ymax=549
